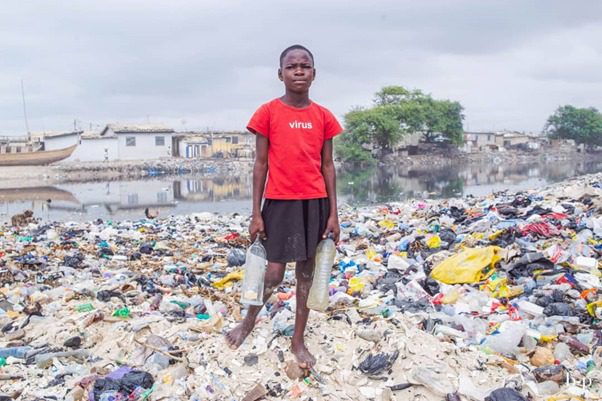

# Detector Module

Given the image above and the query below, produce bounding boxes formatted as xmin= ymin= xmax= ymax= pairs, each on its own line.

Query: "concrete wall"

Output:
xmin=44 ymin=133 xmax=79 ymax=151
xmin=116 ymin=133 xmax=173 ymax=160
xmin=68 ymin=137 xmax=119 ymax=162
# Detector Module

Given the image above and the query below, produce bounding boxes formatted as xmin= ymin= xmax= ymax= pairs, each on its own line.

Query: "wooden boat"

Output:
xmin=0 ymin=144 xmax=77 ymax=166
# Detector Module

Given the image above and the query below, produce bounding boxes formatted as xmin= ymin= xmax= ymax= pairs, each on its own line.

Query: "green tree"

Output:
xmin=544 ymin=105 xmax=602 ymax=146
xmin=336 ymin=86 xmax=464 ymax=163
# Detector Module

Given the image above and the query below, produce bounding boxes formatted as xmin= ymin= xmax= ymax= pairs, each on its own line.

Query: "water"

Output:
xmin=338 ymin=159 xmax=602 ymax=204
xmin=0 ymin=158 xmax=601 ymax=222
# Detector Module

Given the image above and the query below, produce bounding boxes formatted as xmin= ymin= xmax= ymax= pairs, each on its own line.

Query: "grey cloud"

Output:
xmin=1 ymin=0 xmax=602 ymax=134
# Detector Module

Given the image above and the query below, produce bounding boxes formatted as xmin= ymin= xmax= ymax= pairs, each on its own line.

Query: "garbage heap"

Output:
xmin=0 ymin=173 xmax=602 ymax=401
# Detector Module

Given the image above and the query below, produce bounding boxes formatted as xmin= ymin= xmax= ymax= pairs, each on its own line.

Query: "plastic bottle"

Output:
xmin=0 ymin=346 xmax=32 ymax=359
xmin=240 ymin=239 xmax=267 ymax=306
xmin=35 ymin=349 xmax=90 ymax=368
xmin=307 ymin=238 xmax=336 ymax=312
xmin=485 ymin=321 xmax=526 ymax=355
xmin=554 ymin=342 xmax=571 ymax=361
xmin=517 ymin=300 xmax=544 ymax=317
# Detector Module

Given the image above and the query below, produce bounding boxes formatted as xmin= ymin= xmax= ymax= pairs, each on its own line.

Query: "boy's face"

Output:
xmin=278 ymin=49 xmax=315 ymax=94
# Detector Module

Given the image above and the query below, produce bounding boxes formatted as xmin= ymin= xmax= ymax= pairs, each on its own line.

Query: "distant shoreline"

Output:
xmin=0 ymin=149 xmax=597 ymax=188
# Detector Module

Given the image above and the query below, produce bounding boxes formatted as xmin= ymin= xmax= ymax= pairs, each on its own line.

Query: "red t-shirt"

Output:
xmin=247 ymin=98 xmax=343 ymax=200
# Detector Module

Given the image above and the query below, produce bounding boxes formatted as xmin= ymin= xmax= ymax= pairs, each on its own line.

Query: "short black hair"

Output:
xmin=279 ymin=44 xmax=314 ymax=67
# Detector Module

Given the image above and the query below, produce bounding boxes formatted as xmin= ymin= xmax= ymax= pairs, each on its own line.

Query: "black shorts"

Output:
xmin=261 ymin=198 xmax=330 ymax=263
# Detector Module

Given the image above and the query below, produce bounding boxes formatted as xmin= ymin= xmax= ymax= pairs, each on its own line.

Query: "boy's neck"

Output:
xmin=280 ymin=92 xmax=311 ymax=108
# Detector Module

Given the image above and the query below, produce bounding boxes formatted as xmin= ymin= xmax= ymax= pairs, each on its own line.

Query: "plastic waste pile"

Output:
xmin=0 ymin=174 xmax=601 ymax=400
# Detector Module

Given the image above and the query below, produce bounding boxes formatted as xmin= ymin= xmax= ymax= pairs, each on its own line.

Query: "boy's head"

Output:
xmin=279 ymin=45 xmax=314 ymax=67
xmin=278 ymin=44 xmax=316 ymax=94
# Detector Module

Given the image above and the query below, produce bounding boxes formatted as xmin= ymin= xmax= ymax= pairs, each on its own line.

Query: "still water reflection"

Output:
xmin=0 ymin=159 xmax=600 ymax=222
xmin=338 ymin=159 xmax=602 ymax=203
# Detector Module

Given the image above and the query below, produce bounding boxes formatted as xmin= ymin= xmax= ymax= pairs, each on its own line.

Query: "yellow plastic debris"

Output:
xmin=426 ymin=235 xmax=441 ymax=249
xmin=488 ymin=230 xmax=504 ymax=241
xmin=539 ymin=335 xmax=557 ymax=343
xmin=431 ymin=246 xmax=501 ymax=284
xmin=586 ymin=300 xmax=602 ymax=317
xmin=212 ymin=270 xmax=244 ymax=289
xmin=347 ymin=277 xmax=366 ymax=295
xmin=378 ymin=219 xmax=396 ymax=230
xmin=480 ymin=277 xmax=523 ymax=299
xmin=365 ymin=248 xmax=377 ymax=261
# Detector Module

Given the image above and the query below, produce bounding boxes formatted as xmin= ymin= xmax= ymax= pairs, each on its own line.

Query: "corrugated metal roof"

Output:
xmin=103 ymin=124 xmax=175 ymax=135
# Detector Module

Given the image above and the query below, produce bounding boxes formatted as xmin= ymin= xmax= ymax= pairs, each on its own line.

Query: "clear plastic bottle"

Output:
xmin=240 ymin=239 xmax=267 ymax=306
xmin=307 ymin=238 xmax=336 ymax=312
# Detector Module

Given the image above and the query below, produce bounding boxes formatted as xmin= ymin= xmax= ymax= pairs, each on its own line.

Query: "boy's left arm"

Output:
xmin=321 ymin=139 xmax=340 ymax=243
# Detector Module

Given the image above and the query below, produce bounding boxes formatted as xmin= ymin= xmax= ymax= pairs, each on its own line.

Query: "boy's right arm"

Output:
xmin=249 ymin=134 xmax=269 ymax=241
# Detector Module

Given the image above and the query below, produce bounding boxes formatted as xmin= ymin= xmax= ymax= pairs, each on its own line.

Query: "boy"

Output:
xmin=226 ymin=45 xmax=342 ymax=368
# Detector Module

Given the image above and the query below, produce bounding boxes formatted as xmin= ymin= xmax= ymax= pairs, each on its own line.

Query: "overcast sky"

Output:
xmin=1 ymin=0 xmax=602 ymax=135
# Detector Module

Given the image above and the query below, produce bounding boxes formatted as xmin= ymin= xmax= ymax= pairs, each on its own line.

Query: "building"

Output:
xmin=100 ymin=124 xmax=176 ymax=160
xmin=461 ymin=131 xmax=544 ymax=153
xmin=69 ymin=130 xmax=117 ymax=162
xmin=177 ymin=131 xmax=254 ymax=159
xmin=497 ymin=132 xmax=542 ymax=151
xmin=462 ymin=132 xmax=499 ymax=153
xmin=67 ymin=124 xmax=176 ymax=162
xmin=30 ymin=131 xmax=80 ymax=151
xmin=177 ymin=134 xmax=211 ymax=159
xmin=208 ymin=131 xmax=254 ymax=158
xmin=393 ymin=132 xmax=423 ymax=156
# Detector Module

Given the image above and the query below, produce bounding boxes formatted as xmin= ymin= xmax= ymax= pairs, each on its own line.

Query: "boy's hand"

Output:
xmin=322 ymin=215 xmax=340 ymax=244
xmin=249 ymin=215 xmax=266 ymax=242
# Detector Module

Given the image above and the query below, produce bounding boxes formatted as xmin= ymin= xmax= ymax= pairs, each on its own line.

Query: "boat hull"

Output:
xmin=0 ymin=144 xmax=77 ymax=166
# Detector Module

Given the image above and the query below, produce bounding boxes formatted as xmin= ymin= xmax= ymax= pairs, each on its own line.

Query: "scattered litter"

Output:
xmin=0 ymin=173 xmax=601 ymax=399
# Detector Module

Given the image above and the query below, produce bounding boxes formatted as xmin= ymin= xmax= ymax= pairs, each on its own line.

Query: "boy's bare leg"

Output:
xmin=225 ymin=261 xmax=285 ymax=349
xmin=291 ymin=258 xmax=316 ymax=368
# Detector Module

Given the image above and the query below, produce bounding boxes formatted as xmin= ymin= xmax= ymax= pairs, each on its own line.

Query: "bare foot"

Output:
xmin=225 ymin=320 xmax=254 ymax=350
xmin=291 ymin=341 xmax=316 ymax=368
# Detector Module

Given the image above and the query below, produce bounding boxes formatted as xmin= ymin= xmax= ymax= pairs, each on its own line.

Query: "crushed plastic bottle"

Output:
xmin=307 ymin=238 xmax=336 ymax=312
xmin=240 ymin=239 xmax=267 ymax=306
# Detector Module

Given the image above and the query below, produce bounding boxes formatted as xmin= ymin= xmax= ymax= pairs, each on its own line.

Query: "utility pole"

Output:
xmin=21 ymin=79 xmax=30 ymax=137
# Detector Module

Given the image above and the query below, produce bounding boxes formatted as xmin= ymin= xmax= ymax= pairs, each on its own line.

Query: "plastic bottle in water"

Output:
xmin=307 ymin=238 xmax=336 ymax=312
xmin=240 ymin=239 xmax=267 ymax=306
